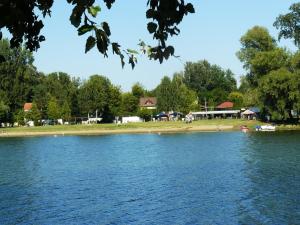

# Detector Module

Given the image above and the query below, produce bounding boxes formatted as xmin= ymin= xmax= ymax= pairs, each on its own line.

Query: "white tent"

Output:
xmin=241 ymin=109 xmax=255 ymax=115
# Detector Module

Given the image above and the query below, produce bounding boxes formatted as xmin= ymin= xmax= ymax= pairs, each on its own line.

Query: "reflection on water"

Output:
xmin=239 ymin=132 xmax=300 ymax=225
xmin=0 ymin=132 xmax=299 ymax=224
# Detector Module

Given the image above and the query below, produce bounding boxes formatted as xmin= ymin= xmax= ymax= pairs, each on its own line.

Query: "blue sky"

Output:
xmin=28 ymin=1 xmax=298 ymax=91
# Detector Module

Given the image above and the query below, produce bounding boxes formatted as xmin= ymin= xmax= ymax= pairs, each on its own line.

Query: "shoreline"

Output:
xmin=1 ymin=120 xmax=299 ymax=138
xmin=0 ymin=125 xmax=235 ymax=138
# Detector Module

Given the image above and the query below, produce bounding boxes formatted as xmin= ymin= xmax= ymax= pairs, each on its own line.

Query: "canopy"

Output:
xmin=241 ymin=109 xmax=255 ymax=115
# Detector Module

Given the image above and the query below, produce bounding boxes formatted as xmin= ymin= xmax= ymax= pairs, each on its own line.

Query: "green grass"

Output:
xmin=0 ymin=119 xmax=267 ymax=133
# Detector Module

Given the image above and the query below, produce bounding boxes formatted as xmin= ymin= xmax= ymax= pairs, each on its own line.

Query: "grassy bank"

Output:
xmin=0 ymin=119 xmax=271 ymax=137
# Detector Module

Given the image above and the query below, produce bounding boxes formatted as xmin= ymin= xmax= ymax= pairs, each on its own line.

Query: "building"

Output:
xmin=23 ymin=103 xmax=32 ymax=112
xmin=192 ymin=110 xmax=240 ymax=120
xmin=139 ymin=97 xmax=157 ymax=110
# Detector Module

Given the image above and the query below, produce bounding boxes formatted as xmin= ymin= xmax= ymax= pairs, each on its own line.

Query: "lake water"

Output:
xmin=0 ymin=132 xmax=299 ymax=225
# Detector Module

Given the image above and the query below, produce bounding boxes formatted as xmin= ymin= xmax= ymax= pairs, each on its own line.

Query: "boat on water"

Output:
xmin=240 ymin=125 xmax=249 ymax=133
xmin=255 ymin=125 xmax=276 ymax=132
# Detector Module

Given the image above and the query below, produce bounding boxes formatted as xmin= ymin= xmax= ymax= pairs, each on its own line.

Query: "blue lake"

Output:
xmin=0 ymin=132 xmax=299 ymax=224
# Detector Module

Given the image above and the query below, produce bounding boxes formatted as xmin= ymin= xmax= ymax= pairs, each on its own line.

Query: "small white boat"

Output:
xmin=256 ymin=125 xmax=276 ymax=132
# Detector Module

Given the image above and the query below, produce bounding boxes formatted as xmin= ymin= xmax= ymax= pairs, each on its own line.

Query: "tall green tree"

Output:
xmin=78 ymin=75 xmax=120 ymax=121
xmin=228 ymin=92 xmax=244 ymax=109
xmin=157 ymin=76 xmax=174 ymax=112
xmin=61 ymin=102 xmax=71 ymax=122
xmin=27 ymin=102 xmax=41 ymax=125
xmin=0 ymin=39 xmax=39 ymax=121
xmin=0 ymin=100 xmax=9 ymax=125
xmin=120 ymin=93 xmax=139 ymax=116
xmin=237 ymin=26 xmax=277 ymax=87
xmin=47 ymin=97 xmax=60 ymax=120
xmin=258 ymin=68 xmax=300 ymax=121
xmin=274 ymin=3 xmax=300 ymax=48
xmin=132 ymin=82 xmax=145 ymax=99
xmin=78 ymin=75 xmax=111 ymax=116
xmin=183 ymin=60 xmax=236 ymax=106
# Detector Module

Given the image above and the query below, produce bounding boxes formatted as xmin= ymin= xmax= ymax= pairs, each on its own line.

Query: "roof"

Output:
xmin=241 ymin=109 xmax=255 ymax=115
xmin=216 ymin=101 xmax=234 ymax=109
xmin=192 ymin=110 xmax=240 ymax=115
xmin=139 ymin=97 xmax=157 ymax=107
xmin=249 ymin=107 xmax=260 ymax=113
xmin=24 ymin=103 xmax=32 ymax=111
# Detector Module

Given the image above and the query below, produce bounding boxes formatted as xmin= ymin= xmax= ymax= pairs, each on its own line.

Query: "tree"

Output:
xmin=120 ymin=93 xmax=139 ymax=116
xmin=237 ymin=26 xmax=276 ymax=69
xmin=0 ymin=100 xmax=9 ymax=124
xmin=177 ymin=84 xmax=198 ymax=114
xmin=132 ymin=83 xmax=145 ymax=99
xmin=157 ymin=76 xmax=174 ymax=112
xmin=183 ymin=60 xmax=236 ymax=106
xmin=274 ymin=3 xmax=300 ymax=48
xmin=108 ymin=85 xmax=122 ymax=118
xmin=239 ymin=75 xmax=251 ymax=93
xmin=13 ymin=110 xmax=25 ymax=126
xmin=138 ymin=108 xmax=152 ymax=122
xmin=228 ymin=92 xmax=244 ymax=109
xmin=47 ymin=97 xmax=60 ymax=120
xmin=258 ymin=68 xmax=300 ymax=121
xmin=61 ymin=102 xmax=71 ymax=122
xmin=27 ymin=102 xmax=41 ymax=125
xmin=156 ymin=74 xmax=198 ymax=113
xmin=0 ymin=39 xmax=39 ymax=119
xmin=0 ymin=1 xmax=195 ymax=67
xmin=237 ymin=26 xmax=278 ymax=87
xmin=78 ymin=75 xmax=120 ymax=121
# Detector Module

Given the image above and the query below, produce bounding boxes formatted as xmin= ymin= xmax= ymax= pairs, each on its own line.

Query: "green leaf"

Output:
xmin=104 ymin=0 xmax=115 ymax=9
xmin=88 ymin=5 xmax=101 ymax=17
xmin=147 ymin=22 xmax=157 ymax=34
xmin=70 ymin=5 xmax=84 ymax=27
xmin=127 ymin=49 xmax=139 ymax=55
xmin=101 ymin=22 xmax=111 ymax=36
xmin=78 ymin=25 xmax=94 ymax=35
xmin=185 ymin=3 xmax=195 ymax=13
xmin=85 ymin=36 xmax=96 ymax=53
xmin=112 ymin=42 xmax=121 ymax=54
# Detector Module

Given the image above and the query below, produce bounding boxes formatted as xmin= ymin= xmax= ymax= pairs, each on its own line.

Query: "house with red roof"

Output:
xmin=139 ymin=97 xmax=157 ymax=110
xmin=23 ymin=103 xmax=32 ymax=112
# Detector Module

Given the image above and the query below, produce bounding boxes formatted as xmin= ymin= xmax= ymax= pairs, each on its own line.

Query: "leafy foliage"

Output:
xmin=237 ymin=26 xmax=276 ymax=71
xmin=0 ymin=100 xmax=9 ymax=124
xmin=0 ymin=0 xmax=194 ymax=68
xmin=138 ymin=108 xmax=153 ymax=122
xmin=183 ymin=60 xmax=236 ymax=106
xmin=258 ymin=68 xmax=300 ymax=121
xmin=228 ymin=92 xmax=244 ymax=109
xmin=156 ymin=74 xmax=198 ymax=113
xmin=47 ymin=97 xmax=60 ymax=120
xmin=27 ymin=102 xmax=41 ymax=125
xmin=274 ymin=3 xmax=300 ymax=48
xmin=120 ymin=93 xmax=139 ymax=116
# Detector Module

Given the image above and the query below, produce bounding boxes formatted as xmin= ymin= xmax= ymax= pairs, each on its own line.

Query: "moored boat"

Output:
xmin=255 ymin=125 xmax=276 ymax=132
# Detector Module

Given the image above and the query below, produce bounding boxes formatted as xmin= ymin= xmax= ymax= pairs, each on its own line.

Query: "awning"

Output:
xmin=241 ymin=109 xmax=255 ymax=115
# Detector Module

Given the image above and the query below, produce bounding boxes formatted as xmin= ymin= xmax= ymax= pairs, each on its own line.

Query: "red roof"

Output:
xmin=216 ymin=101 xmax=234 ymax=109
xmin=24 ymin=103 xmax=32 ymax=111
xmin=139 ymin=97 xmax=157 ymax=107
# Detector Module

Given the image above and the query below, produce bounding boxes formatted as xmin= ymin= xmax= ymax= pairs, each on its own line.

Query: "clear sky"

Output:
xmin=29 ymin=0 xmax=298 ymax=91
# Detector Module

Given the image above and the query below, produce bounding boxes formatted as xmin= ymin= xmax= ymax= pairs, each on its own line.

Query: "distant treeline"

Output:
xmin=1 ymin=22 xmax=300 ymax=125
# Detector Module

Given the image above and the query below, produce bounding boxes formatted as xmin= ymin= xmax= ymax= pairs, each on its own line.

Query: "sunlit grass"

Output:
xmin=0 ymin=119 xmax=268 ymax=133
